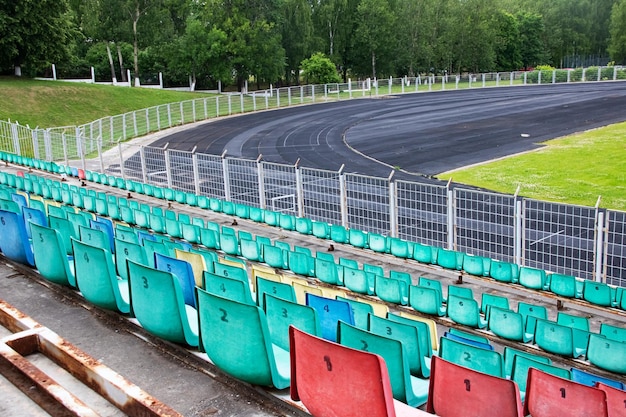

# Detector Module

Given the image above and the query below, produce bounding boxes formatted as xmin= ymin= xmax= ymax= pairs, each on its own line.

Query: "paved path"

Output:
xmin=150 ymin=83 xmax=626 ymax=179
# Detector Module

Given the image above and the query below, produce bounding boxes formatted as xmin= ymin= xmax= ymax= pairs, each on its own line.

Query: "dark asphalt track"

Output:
xmin=151 ymin=82 xmax=626 ymax=180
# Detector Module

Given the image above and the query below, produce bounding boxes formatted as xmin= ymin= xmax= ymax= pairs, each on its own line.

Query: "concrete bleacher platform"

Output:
xmin=1 ymin=160 xmax=625 ymax=416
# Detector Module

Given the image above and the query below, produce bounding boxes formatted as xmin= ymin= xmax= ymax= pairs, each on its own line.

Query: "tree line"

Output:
xmin=1 ymin=0 xmax=626 ymax=89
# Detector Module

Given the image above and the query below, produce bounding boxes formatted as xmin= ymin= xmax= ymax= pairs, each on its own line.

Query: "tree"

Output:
xmin=301 ymin=52 xmax=341 ymax=83
xmin=0 ymin=0 xmax=75 ymax=76
xmin=609 ymin=0 xmax=626 ymax=63
xmin=517 ymin=11 xmax=546 ymax=69
xmin=494 ymin=11 xmax=521 ymax=71
xmin=281 ymin=0 xmax=314 ymax=84
xmin=354 ymin=0 xmax=396 ymax=79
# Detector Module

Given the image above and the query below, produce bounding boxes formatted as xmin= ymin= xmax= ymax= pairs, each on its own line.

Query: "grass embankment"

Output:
xmin=0 ymin=77 xmax=213 ymax=128
xmin=437 ymin=123 xmax=626 ymax=211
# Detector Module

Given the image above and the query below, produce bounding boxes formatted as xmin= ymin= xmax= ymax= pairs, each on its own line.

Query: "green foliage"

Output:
xmin=0 ymin=77 xmax=213 ymax=128
xmin=609 ymin=0 xmax=626 ymax=63
xmin=0 ymin=0 xmax=75 ymax=75
xmin=300 ymin=53 xmax=341 ymax=84
xmin=535 ymin=65 xmax=555 ymax=71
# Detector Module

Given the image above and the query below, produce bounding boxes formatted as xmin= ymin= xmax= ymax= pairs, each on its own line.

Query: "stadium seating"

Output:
xmin=439 ymin=336 xmax=503 ymax=377
xmin=306 ymin=293 xmax=354 ymax=342
xmin=196 ymin=288 xmax=290 ymax=389
xmin=426 ymin=356 xmax=524 ymax=417
xmin=30 ymin=222 xmax=76 ymax=287
xmin=289 ymin=326 xmax=430 ymax=417
xmin=523 ymin=368 xmax=608 ymax=417
xmin=127 ymin=260 xmax=198 ymax=347
xmin=337 ymin=321 xmax=429 ymax=407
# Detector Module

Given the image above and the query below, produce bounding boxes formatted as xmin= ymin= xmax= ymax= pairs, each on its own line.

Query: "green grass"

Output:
xmin=0 ymin=77 xmax=215 ymax=128
xmin=437 ymin=122 xmax=626 ymax=211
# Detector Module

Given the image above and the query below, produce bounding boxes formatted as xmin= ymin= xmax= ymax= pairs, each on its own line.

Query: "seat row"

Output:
xmin=1 ymin=174 xmax=626 ymax=377
xmin=1 ymin=167 xmax=624 ymax=412
xmin=2 ymin=155 xmax=626 ymax=315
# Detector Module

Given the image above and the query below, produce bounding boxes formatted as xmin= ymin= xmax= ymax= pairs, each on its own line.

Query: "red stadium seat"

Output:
xmin=524 ymin=368 xmax=608 ymax=417
xmin=595 ymin=382 xmax=626 ymax=417
xmin=426 ymin=356 xmax=523 ymax=417
xmin=289 ymin=326 xmax=430 ymax=417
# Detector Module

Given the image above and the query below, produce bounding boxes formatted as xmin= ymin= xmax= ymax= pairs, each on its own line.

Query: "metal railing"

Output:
xmin=1 ymin=66 xmax=626 ymax=285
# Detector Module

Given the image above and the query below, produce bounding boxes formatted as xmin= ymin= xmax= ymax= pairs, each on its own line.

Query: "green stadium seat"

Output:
xmin=349 ymin=229 xmax=368 ymax=248
xmin=446 ymin=294 xmax=487 ymax=329
xmin=197 ymin=289 xmax=290 ymax=389
xmin=600 ymin=322 xmax=626 ymax=342
xmin=462 ymin=254 xmax=491 ymax=276
xmin=125 ymin=259 xmax=198 ymax=347
xmin=368 ymin=314 xmax=430 ymax=378
xmin=582 ymin=280 xmax=618 ymax=307
xmin=375 ymin=276 xmax=408 ymax=305
xmin=368 ymin=233 xmax=389 ymax=253
xmin=114 ymin=238 xmax=147 ymax=281
xmin=336 ymin=296 xmax=374 ymax=329
xmin=256 ymin=276 xmax=296 ymax=309
xmin=534 ymin=319 xmax=588 ymax=358
xmin=203 ymin=272 xmax=255 ymax=305
xmin=311 ymin=221 xmax=330 ymax=239
xmin=518 ymin=266 xmax=549 ymax=290
xmin=343 ymin=266 xmax=375 ymax=295
xmin=488 ymin=307 xmax=531 ymax=342
xmin=438 ymin=335 xmax=504 ymax=377
xmin=338 ymin=321 xmax=429 ymax=407
xmin=556 ymin=311 xmax=589 ymax=331
xmin=549 ymin=273 xmax=582 ymax=298
xmin=586 ymin=334 xmax=626 ymax=374
xmin=264 ymin=294 xmax=320 ymax=351
xmin=489 ymin=260 xmax=518 ymax=283
xmin=412 ymin=243 xmax=434 ymax=264
xmin=503 ymin=346 xmax=551 ymax=379
xmin=71 ymin=238 xmax=130 ymax=314
xmin=437 ymin=248 xmax=463 ymax=270
xmin=510 ymin=355 xmax=571 ymax=401
xmin=30 ymin=223 xmax=76 ymax=288
xmin=409 ymin=285 xmax=446 ymax=316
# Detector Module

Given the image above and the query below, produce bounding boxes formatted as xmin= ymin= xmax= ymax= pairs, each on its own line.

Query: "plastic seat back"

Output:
xmin=196 ymin=288 xmax=290 ymax=389
xmin=256 ymin=277 xmax=295 ymax=309
xmin=154 ymin=253 xmax=197 ymax=308
xmin=600 ymin=322 xmax=626 ymax=342
xmin=335 ymin=296 xmax=373 ymax=329
xmin=570 ymin=367 xmax=625 ymax=390
xmin=30 ymin=223 xmax=76 ymax=287
xmin=337 ymin=321 xmax=428 ymax=407
xmin=127 ymin=260 xmax=198 ymax=347
xmin=446 ymin=294 xmax=486 ymax=329
xmin=264 ymin=295 xmax=319 ymax=351
xmin=489 ymin=260 xmax=517 ymax=283
xmin=448 ymin=284 xmax=473 ymax=299
xmin=480 ymin=293 xmax=510 ymax=317
xmin=596 ymin=382 xmax=626 ymax=417
xmin=289 ymin=326 xmax=398 ymax=417
xmin=114 ymin=238 xmax=147 ymax=281
xmin=412 ymin=243 xmax=434 ymax=263
xmin=203 ymin=271 xmax=254 ymax=305
xmin=556 ymin=311 xmax=590 ymax=331
xmin=583 ymin=280 xmax=616 ymax=307
xmin=518 ymin=266 xmax=548 ymax=290
xmin=409 ymin=285 xmax=446 ymax=316
xmin=368 ymin=233 xmax=389 ymax=253
xmin=534 ymin=319 xmax=587 ymax=358
xmin=288 ymin=251 xmax=314 ymax=276
xmin=387 ymin=312 xmax=433 ymax=358
xmin=71 ymin=238 xmax=129 ymax=314
xmin=426 ymin=356 xmax=524 ymax=417
xmin=389 ymin=238 xmax=411 ymax=258
xmin=314 ymin=257 xmax=340 ymax=285
xmin=173 ymin=249 xmax=206 ymax=287
xmin=488 ymin=307 xmax=527 ymax=342
xmin=22 ymin=206 xmax=47 ymax=238
xmin=503 ymin=347 xmax=551 ymax=379
xmin=437 ymin=248 xmax=463 ymax=270
xmin=263 ymin=245 xmax=287 ymax=269
xmin=368 ymin=314 xmax=428 ymax=378
xmin=586 ymin=334 xmax=626 ymax=374
xmin=523 ymin=368 xmax=608 ymax=417
xmin=511 ymin=355 xmax=571 ymax=399
xmin=343 ymin=266 xmax=375 ymax=295
xmin=439 ymin=336 xmax=504 ymax=377
xmin=376 ymin=276 xmax=408 ymax=305
xmin=0 ymin=209 xmax=35 ymax=266
xmin=306 ymin=293 xmax=354 ymax=342
xmin=549 ymin=273 xmax=579 ymax=298
xmin=463 ymin=254 xmax=489 ymax=276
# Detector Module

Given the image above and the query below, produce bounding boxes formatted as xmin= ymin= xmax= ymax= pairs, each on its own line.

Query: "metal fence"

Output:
xmin=1 ymin=67 xmax=626 ymax=286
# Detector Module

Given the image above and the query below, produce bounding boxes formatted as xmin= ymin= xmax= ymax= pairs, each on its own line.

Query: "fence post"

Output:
xmin=91 ymin=66 xmax=95 ymax=83
xmin=139 ymin=146 xmax=148 ymax=184
xmin=222 ymin=151 xmax=231 ymax=202
xmin=256 ymin=155 xmax=265 ymax=209
xmin=594 ymin=200 xmax=605 ymax=282
xmin=388 ymin=77 xmax=392 ymax=95
xmin=118 ymin=142 xmax=125 ymax=180
xmin=523 ymin=72 xmax=527 ymax=85
xmin=300 ymin=85 xmax=304 ymax=103
xmin=401 ymin=77 xmax=405 ymax=94
xmin=216 ymin=97 xmax=220 ymax=117
xmin=192 ymin=99 xmax=196 ymax=122
xmin=145 ymin=109 xmax=150 ymax=133
xmin=552 ymin=70 xmax=556 ymax=84
xmin=179 ymin=102 xmax=184 ymax=124
xmin=62 ymin=133 xmax=68 ymax=166
xmin=567 ymin=70 xmax=571 ymax=83
xmin=496 ymin=73 xmax=499 ymax=87
xmin=240 ymin=93 xmax=244 ymax=113
xmin=324 ymin=84 xmax=328 ymax=100
xmin=98 ymin=136 xmax=105 ymax=173
xmin=538 ymin=71 xmax=542 ymax=85
xmin=312 ymin=85 xmax=315 ymax=102
xmin=469 ymin=75 xmax=472 ymax=89
xmin=388 ymin=171 xmax=397 ymax=238
xmin=52 ymin=64 xmax=57 ymax=81
xmin=295 ymin=159 xmax=304 ymax=217
xmin=32 ymin=130 xmax=39 ymax=159
xmin=288 ymin=87 xmax=292 ymax=106
xmin=482 ymin=74 xmax=486 ymax=88
xmin=614 ymin=66 xmax=618 ymax=81
xmin=203 ymin=98 xmax=208 ymax=120
xmin=164 ymin=146 xmax=172 ymax=188
xmin=228 ymin=94 xmax=232 ymax=115
xmin=510 ymin=72 xmax=514 ymax=86
xmin=513 ymin=186 xmax=523 ymax=265
xmin=10 ymin=123 xmax=21 ymax=155
xmin=582 ymin=68 xmax=586 ymax=82
xmin=44 ymin=130 xmax=53 ymax=161
xmin=446 ymin=181 xmax=455 ymax=250
xmin=264 ymin=92 xmax=269 ymax=110
xmin=349 ymin=79 xmax=353 ymax=99
xmin=277 ymin=89 xmax=281 ymax=108
xmin=338 ymin=164 xmax=348 ymax=228
xmin=597 ymin=66 xmax=602 ymax=82
xmin=75 ymin=127 xmax=85 ymax=171
xmin=253 ymin=92 xmax=257 ymax=111
xmin=132 ymin=112 xmax=138 ymax=136
xmin=192 ymin=150 xmax=200 ymax=195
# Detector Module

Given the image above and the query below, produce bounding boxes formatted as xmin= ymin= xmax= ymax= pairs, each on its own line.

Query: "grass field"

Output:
xmin=437 ymin=122 xmax=626 ymax=211
xmin=0 ymin=77 xmax=213 ymax=128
